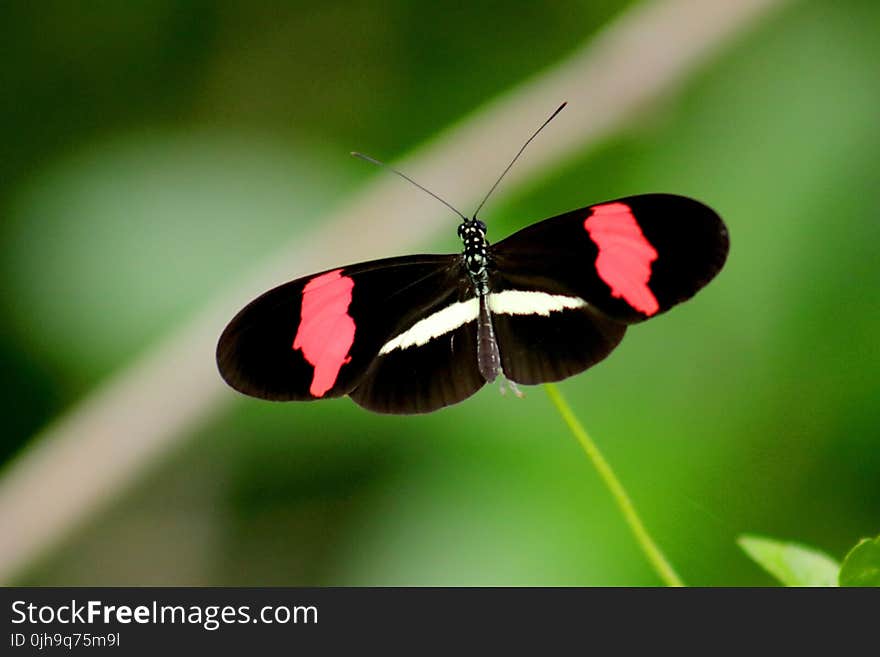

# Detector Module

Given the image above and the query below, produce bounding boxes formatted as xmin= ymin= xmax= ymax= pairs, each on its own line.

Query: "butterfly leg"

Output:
xmin=499 ymin=377 xmax=525 ymax=398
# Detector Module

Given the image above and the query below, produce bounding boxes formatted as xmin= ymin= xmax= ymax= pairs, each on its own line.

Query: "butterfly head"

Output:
xmin=457 ymin=218 xmax=486 ymax=240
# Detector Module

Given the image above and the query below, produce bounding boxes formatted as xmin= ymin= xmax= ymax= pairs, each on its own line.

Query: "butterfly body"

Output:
xmin=217 ymin=193 xmax=729 ymax=414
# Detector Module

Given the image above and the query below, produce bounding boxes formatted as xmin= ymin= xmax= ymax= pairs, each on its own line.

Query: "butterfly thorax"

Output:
xmin=458 ymin=219 xmax=490 ymax=295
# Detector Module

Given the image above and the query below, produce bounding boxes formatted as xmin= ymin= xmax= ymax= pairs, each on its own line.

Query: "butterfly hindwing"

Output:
xmin=349 ymin=286 xmax=485 ymax=413
xmin=216 ymin=255 xmax=464 ymax=402
xmin=484 ymin=284 xmax=627 ymax=385
xmin=490 ymin=194 xmax=729 ymax=324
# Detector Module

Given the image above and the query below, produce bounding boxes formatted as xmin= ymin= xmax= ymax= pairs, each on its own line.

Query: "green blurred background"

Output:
xmin=1 ymin=0 xmax=878 ymax=586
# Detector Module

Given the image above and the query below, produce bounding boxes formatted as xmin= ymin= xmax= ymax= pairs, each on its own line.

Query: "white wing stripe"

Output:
xmin=488 ymin=290 xmax=587 ymax=316
xmin=379 ymin=298 xmax=479 ymax=354
xmin=378 ymin=290 xmax=587 ymax=355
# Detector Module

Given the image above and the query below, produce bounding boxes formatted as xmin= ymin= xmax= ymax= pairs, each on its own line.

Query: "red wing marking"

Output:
xmin=584 ymin=202 xmax=660 ymax=316
xmin=292 ymin=269 xmax=356 ymax=397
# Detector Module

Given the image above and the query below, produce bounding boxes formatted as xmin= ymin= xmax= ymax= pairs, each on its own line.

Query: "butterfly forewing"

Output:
xmin=217 ymin=254 xmax=464 ymax=402
xmin=490 ymin=194 xmax=729 ymax=324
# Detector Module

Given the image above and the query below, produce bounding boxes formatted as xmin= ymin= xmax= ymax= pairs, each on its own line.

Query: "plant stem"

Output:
xmin=544 ymin=383 xmax=685 ymax=587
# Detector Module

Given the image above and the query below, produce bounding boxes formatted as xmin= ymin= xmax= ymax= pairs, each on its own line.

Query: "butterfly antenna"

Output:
xmin=351 ymin=151 xmax=468 ymax=222
xmin=471 ymin=102 xmax=567 ymax=219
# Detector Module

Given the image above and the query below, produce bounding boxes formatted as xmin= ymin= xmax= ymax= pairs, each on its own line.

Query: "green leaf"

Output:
xmin=738 ymin=534 xmax=840 ymax=587
xmin=839 ymin=536 xmax=880 ymax=587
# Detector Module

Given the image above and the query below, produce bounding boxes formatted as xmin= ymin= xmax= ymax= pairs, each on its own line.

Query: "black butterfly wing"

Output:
xmin=490 ymin=194 xmax=729 ymax=324
xmin=487 ymin=194 xmax=728 ymax=384
xmin=217 ymin=254 xmax=472 ymax=404
xmin=348 ymin=288 xmax=485 ymax=414
xmin=487 ymin=295 xmax=627 ymax=385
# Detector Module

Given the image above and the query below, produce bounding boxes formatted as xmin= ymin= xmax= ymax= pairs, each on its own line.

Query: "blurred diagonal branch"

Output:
xmin=0 ymin=0 xmax=789 ymax=583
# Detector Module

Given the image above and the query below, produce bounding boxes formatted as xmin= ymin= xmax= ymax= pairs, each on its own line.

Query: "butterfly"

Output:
xmin=217 ymin=104 xmax=729 ymax=414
